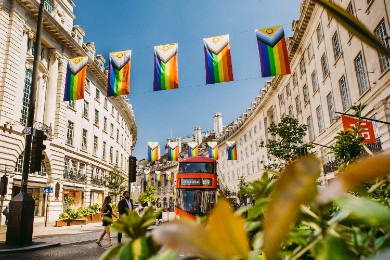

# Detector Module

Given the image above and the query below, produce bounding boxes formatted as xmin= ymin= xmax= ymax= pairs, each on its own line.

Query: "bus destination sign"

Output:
xmin=181 ymin=178 xmax=212 ymax=186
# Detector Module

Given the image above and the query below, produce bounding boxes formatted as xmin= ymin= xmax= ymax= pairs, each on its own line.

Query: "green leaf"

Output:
xmin=264 ymin=156 xmax=321 ymax=260
xmin=247 ymin=199 xmax=269 ymax=220
xmin=335 ymin=196 xmax=390 ymax=226
xmin=311 ymin=236 xmax=350 ymax=260
xmin=100 ymin=244 xmax=122 ymax=260
xmin=313 ymin=0 xmax=390 ymax=57
xmin=148 ymin=249 xmax=178 ymax=260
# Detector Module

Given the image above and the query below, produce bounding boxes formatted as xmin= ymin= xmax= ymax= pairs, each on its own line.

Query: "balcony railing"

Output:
xmin=91 ymin=177 xmax=104 ymax=186
xmin=63 ymin=171 xmax=86 ymax=183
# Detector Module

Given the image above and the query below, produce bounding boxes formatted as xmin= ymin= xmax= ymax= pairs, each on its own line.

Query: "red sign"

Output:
xmin=341 ymin=115 xmax=376 ymax=143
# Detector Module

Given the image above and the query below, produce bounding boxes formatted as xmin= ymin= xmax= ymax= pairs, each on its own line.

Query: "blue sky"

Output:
xmin=74 ymin=0 xmax=301 ymax=159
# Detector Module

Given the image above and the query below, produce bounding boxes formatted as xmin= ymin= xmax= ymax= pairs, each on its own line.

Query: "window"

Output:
xmin=81 ymin=129 xmax=88 ymax=151
xmin=321 ymin=54 xmax=329 ymax=79
xmin=327 ymin=93 xmax=335 ymax=122
xmin=102 ymin=141 xmax=106 ymax=160
xmin=111 ymin=106 xmax=115 ymax=117
xmin=44 ymin=0 xmax=53 ymax=13
xmin=311 ymin=70 xmax=319 ymax=92
xmin=316 ymin=23 xmax=323 ymax=43
xmin=339 ymin=75 xmax=351 ymax=110
xmin=316 ymin=106 xmax=325 ymax=133
xmin=20 ymin=69 xmax=32 ymax=126
xmin=307 ymin=42 xmax=314 ymax=60
xmin=299 ymin=58 xmax=306 ymax=75
xmin=307 ymin=116 xmax=314 ymax=141
xmin=116 ymin=129 xmax=119 ymax=143
xmin=66 ymin=121 xmax=74 ymax=145
xmin=354 ymin=52 xmax=369 ymax=94
xmin=110 ymin=123 xmax=114 ymax=138
xmin=116 ymin=150 xmax=119 ymax=165
xmin=110 ymin=146 xmax=113 ymax=163
xmin=95 ymin=88 xmax=100 ymax=102
xmin=347 ymin=2 xmax=355 ymax=15
xmin=69 ymin=100 xmax=75 ymax=109
xmin=286 ymin=83 xmax=291 ymax=97
xmin=254 ymin=125 xmax=257 ymax=133
xmin=332 ymin=32 xmax=342 ymax=60
xmin=85 ymin=79 xmax=90 ymax=93
xmin=117 ymin=111 xmax=120 ymax=123
xmin=93 ymin=136 xmax=98 ymax=156
xmin=103 ymin=117 xmax=107 ymax=132
xmin=94 ymin=109 xmax=99 ymax=125
xmin=375 ymin=19 xmax=390 ymax=72
xmin=303 ymin=85 xmax=310 ymax=104
xmin=292 ymin=73 xmax=298 ymax=86
xmin=295 ymin=95 xmax=302 ymax=113
xmin=83 ymin=101 xmax=89 ymax=118
xmin=104 ymin=98 xmax=108 ymax=110
xmin=289 ymin=105 xmax=294 ymax=117
xmin=278 ymin=93 xmax=285 ymax=107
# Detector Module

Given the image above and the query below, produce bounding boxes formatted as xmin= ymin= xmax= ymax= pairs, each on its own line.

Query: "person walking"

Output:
xmin=96 ymin=196 xmax=118 ymax=247
xmin=2 ymin=206 xmax=9 ymax=226
xmin=117 ymin=191 xmax=133 ymax=243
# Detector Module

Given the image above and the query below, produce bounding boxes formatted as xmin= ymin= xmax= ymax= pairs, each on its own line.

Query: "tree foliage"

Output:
xmin=138 ymin=186 xmax=158 ymax=206
xmin=104 ymin=168 xmax=127 ymax=201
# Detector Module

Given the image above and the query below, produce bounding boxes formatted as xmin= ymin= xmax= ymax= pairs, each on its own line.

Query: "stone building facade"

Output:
xmin=217 ymin=0 xmax=390 ymax=193
xmin=0 ymin=0 xmax=137 ymax=223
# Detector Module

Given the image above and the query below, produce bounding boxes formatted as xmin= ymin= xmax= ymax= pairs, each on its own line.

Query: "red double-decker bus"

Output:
xmin=175 ymin=156 xmax=218 ymax=220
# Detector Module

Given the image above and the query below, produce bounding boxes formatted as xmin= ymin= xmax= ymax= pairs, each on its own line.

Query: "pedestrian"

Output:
xmin=96 ymin=196 xmax=118 ymax=247
xmin=117 ymin=190 xmax=134 ymax=243
xmin=2 ymin=206 xmax=9 ymax=226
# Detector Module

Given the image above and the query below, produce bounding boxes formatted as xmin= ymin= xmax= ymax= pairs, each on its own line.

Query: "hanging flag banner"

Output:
xmin=153 ymin=43 xmax=179 ymax=91
xmin=203 ymin=34 xmax=234 ymax=84
xmin=256 ymin=25 xmax=291 ymax=77
xmin=226 ymin=141 xmax=237 ymax=160
xmin=207 ymin=142 xmax=219 ymax=160
xmin=148 ymin=142 xmax=160 ymax=162
xmin=64 ymin=56 xmax=88 ymax=101
xmin=108 ymin=50 xmax=131 ymax=97
xmin=166 ymin=171 xmax=173 ymax=182
xmin=155 ymin=171 xmax=162 ymax=182
xmin=341 ymin=115 xmax=376 ymax=143
xmin=144 ymin=170 xmax=150 ymax=182
xmin=187 ymin=142 xmax=199 ymax=157
xmin=167 ymin=142 xmax=179 ymax=161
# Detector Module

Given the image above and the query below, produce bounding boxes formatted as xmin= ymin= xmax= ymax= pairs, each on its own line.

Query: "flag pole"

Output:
xmin=336 ymin=112 xmax=390 ymax=125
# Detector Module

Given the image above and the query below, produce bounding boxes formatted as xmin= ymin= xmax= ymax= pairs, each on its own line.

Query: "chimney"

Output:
xmin=194 ymin=126 xmax=202 ymax=145
xmin=213 ymin=112 xmax=223 ymax=136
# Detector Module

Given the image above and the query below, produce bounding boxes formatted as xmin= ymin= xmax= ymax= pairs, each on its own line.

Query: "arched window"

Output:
xmin=15 ymin=152 xmax=47 ymax=176
xmin=44 ymin=0 xmax=54 ymax=13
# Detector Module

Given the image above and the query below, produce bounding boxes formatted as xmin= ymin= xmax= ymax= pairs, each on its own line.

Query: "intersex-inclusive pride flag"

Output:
xmin=155 ymin=171 xmax=162 ymax=182
xmin=167 ymin=142 xmax=179 ymax=161
xmin=148 ymin=142 xmax=160 ymax=162
xmin=203 ymin=34 xmax=234 ymax=84
xmin=226 ymin=141 xmax=237 ymax=160
xmin=64 ymin=56 xmax=88 ymax=101
xmin=144 ymin=170 xmax=150 ymax=182
xmin=166 ymin=172 xmax=173 ymax=182
xmin=187 ymin=142 xmax=199 ymax=157
xmin=108 ymin=50 xmax=131 ymax=97
xmin=256 ymin=25 xmax=291 ymax=77
xmin=207 ymin=142 xmax=219 ymax=160
xmin=153 ymin=43 xmax=179 ymax=91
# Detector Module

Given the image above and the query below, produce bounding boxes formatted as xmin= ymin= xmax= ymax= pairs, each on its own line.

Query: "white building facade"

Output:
xmin=217 ymin=0 xmax=390 ymax=193
xmin=0 ymin=0 xmax=137 ymax=223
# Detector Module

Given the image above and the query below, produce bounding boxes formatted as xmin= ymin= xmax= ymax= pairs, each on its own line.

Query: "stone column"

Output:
xmin=44 ymin=50 xmax=61 ymax=128
xmin=34 ymin=73 xmax=48 ymax=124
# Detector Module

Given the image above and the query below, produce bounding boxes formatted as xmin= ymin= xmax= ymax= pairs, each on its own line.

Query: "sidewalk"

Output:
xmin=0 ymin=221 xmax=109 ymax=253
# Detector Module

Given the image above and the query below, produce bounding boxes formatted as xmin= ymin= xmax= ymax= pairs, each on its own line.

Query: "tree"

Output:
xmin=104 ymin=168 xmax=127 ymax=201
xmin=261 ymin=116 xmax=312 ymax=171
xmin=237 ymin=176 xmax=250 ymax=205
xmin=138 ymin=186 xmax=157 ymax=207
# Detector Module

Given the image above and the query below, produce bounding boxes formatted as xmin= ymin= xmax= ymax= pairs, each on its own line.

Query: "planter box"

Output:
xmin=92 ymin=213 xmax=102 ymax=222
xmin=55 ymin=219 xmax=87 ymax=227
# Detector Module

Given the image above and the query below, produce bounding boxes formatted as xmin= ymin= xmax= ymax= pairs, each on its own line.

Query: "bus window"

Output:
xmin=179 ymin=162 xmax=215 ymax=173
xmin=176 ymin=189 xmax=216 ymax=215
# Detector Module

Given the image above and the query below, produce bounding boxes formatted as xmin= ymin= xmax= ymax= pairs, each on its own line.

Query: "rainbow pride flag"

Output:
xmin=144 ymin=171 xmax=150 ymax=182
xmin=256 ymin=25 xmax=291 ymax=77
xmin=155 ymin=171 xmax=161 ymax=182
xmin=187 ymin=142 xmax=198 ymax=157
xmin=167 ymin=142 xmax=179 ymax=161
xmin=166 ymin=172 xmax=172 ymax=182
xmin=203 ymin=34 xmax=234 ymax=84
xmin=148 ymin=142 xmax=159 ymax=162
xmin=153 ymin=43 xmax=179 ymax=91
xmin=207 ymin=142 xmax=219 ymax=160
xmin=64 ymin=57 xmax=88 ymax=101
xmin=226 ymin=141 xmax=237 ymax=160
xmin=108 ymin=50 xmax=131 ymax=97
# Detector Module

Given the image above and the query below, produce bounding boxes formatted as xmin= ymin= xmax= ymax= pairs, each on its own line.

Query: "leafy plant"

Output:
xmin=138 ymin=186 xmax=158 ymax=207
xmin=64 ymin=197 xmax=75 ymax=207
xmin=88 ymin=203 xmax=101 ymax=214
xmin=58 ymin=207 xmax=83 ymax=220
xmin=104 ymin=168 xmax=127 ymax=201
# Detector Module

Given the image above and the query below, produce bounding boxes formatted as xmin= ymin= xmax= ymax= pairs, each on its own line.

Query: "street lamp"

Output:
xmin=6 ymin=0 xmax=45 ymax=245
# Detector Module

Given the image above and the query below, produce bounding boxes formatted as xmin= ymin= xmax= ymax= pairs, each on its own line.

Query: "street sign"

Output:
xmin=43 ymin=187 xmax=53 ymax=194
xmin=22 ymin=127 xmax=32 ymax=135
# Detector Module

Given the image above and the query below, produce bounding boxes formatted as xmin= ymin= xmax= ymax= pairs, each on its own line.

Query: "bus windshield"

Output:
xmin=176 ymin=189 xmax=216 ymax=215
xmin=179 ymin=162 xmax=215 ymax=173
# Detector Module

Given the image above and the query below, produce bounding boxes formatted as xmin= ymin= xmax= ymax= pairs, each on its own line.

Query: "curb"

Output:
xmin=0 ymin=242 xmax=61 ymax=254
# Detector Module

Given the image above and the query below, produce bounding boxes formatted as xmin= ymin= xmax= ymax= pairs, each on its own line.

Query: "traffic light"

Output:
xmin=30 ymin=129 xmax=47 ymax=172
xmin=128 ymin=156 xmax=137 ymax=182
xmin=297 ymin=146 xmax=309 ymax=157
xmin=0 ymin=175 xmax=8 ymax=196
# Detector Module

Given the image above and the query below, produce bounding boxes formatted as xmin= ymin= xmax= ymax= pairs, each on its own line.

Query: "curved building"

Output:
xmin=0 ymin=0 xmax=137 ymax=223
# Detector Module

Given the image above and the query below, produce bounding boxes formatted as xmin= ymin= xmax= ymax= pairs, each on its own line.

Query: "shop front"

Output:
xmin=62 ymin=189 xmax=85 ymax=208
xmin=12 ymin=186 xmax=46 ymax=217
xmin=90 ymin=191 xmax=104 ymax=205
